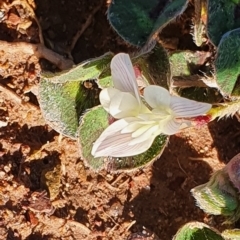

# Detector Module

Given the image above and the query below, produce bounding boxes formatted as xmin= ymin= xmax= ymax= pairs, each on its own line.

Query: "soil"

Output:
xmin=0 ymin=0 xmax=240 ymax=240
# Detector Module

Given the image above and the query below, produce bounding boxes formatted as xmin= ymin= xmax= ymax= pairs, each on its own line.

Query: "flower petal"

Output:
xmin=160 ymin=117 xmax=181 ymax=135
xmin=170 ymin=96 xmax=212 ymax=118
xmin=91 ymin=118 xmax=155 ymax=157
xmin=109 ymin=92 xmax=140 ymax=118
xmin=111 ymin=53 xmax=140 ymax=103
xmin=121 ymin=121 xmax=143 ymax=134
xmin=92 ymin=118 xmax=129 ymax=156
xmin=121 ymin=119 xmax=156 ymax=134
xmin=144 ymin=86 xmax=171 ymax=109
xmin=130 ymin=124 xmax=160 ymax=145
xmin=131 ymin=124 xmax=156 ymax=138
xmin=100 ymin=88 xmax=121 ymax=112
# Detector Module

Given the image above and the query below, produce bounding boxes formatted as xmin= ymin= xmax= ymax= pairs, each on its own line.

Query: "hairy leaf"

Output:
xmin=215 ymin=28 xmax=240 ymax=95
xmin=173 ymin=222 xmax=223 ymax=240
xmin=108 ymin=0 xmax=188 ymax=46
xmin=78 ymin=106 xmax=168 ymax=171
xmin=207 ymin=0 xmax=240 ymax=46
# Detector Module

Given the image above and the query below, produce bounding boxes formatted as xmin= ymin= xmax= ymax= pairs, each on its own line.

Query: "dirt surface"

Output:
xmin=0 ymin=0 xmax=240 ymax=240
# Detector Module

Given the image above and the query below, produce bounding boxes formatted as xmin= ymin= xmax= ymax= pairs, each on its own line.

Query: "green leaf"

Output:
xmin=207 ymin=0 xmax=240 ymax=46
xmin=132 ymin=43 xmax=170 ymax=89
xmin=43 ymin=53 xmax=113 ymax=83
xmin=78 ymin=106 xmax=168 ymax=171
xmin=191 ymin=169 xmax=240 ymax=222
xmin=215 ymin=28 xmax=240 ymax=95
xmin=39 ymin=79 xmax=100 ymax=138
xmin=173 ymin=222 xmax=224 ymax=240
xmin=39 ymin=53 xmax=113 ymax=138
xmin=108 ymin=0 xmax=188 ymax=46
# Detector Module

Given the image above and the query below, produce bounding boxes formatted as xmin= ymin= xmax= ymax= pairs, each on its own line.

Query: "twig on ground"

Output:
xmin=125 ymin=220 xmax=136 ymax=232
xmin=177 ymin=158 xmax=188 ymax=177
xmin=0 ymin=83 xmax=38 ymax=110
xmin=0 ymin=84 xmax=22 ymax=105
xmin=102 ymin=209 xmax=119 ymax=226
xmin=69 ymin=2 xmax=102 ymax=53
xmin=0 ymin=40 xmax=73 ymax=70
xmin=66 ymin=219 xmax=91 ymax=235
xmin=171 ymin=76 xmax=209 ymax=88
xmin=108 ymin=224 xmax=119 ymax=236
xmin=110 ymin=174 xmax=124 ymax=186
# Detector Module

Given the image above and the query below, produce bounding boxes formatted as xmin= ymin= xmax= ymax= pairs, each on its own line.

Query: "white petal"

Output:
xmin=109 ymin=92 xmax=140 ymax=118
xmin=121 ymin=119 xmax=156 ymax=134
xmin=138 ymin=112 xmax=160 ymax=121
xmin=170 ymin=96 xmax=212 ymax=118
xmin=121 ymin=121 xmax=143 ymax=134
xmin=100 ymin=88 xmax=121 ymax=112
xmin=91 ymin=118 xmax=156 ymax=157
xmin=131 ymin=124 xmax=155 ymax=138
xmin=92 ymin=118 xmax=129 ymax=156
xmin=160 ymin=118 xmax=181 ymax=135
xmin=111 ymin=53 xmax=140 ymax=103
xmin=144 ymin=86 xmax=171 ymax=108
xmin=130 ymin=124 xmax=160 ymax=145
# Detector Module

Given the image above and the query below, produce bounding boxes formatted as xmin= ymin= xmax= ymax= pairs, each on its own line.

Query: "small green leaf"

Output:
xmin=39 ymin=53 xmax=113 ymax=138
xmin=78 ymin=106 xmax=168 ymax=171
xmin=215 ymin=28 xmax=240 ymax=95
xmin=191 ymin=169 xmax=240 ymax=222
xmin=173 ymin=222 xmax=224 ymax=240
xmin=132 ymin=43 xmax=170 ymax=89
xmin=207 ymin=0 xmax=240 ymax=46
xmin=108 ymin=0 xmax=188 ymax=46
xmin=39 ymin=79 xmax=100 ymax=138
xmin=44 ymin=52 xmax=113 ymax=83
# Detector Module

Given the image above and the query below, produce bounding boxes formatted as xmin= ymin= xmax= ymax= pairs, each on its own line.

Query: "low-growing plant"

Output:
xmin=38 ymin=0 xmax=240 ymax=238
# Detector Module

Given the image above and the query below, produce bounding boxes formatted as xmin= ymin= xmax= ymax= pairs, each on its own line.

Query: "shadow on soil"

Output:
xmin=208 ymin=117 xmax=240 ymax=163
xmin=121 ymin=117 xmax=240 ymax=238
xmin=121 ymin=134 xmax=214 ymax=239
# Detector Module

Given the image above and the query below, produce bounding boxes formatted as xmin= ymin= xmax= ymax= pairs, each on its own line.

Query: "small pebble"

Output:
xmin=143 ymin=185 xmax=151 ymax=192
xmin=3 ymin=165 xmax=11 ymax=173
xmin=0 ymin=171 xmax=5 ymax=179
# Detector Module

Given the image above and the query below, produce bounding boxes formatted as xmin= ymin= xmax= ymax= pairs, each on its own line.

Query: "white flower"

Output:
xmin=91 ymin=53 xmax=212 ymax=157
